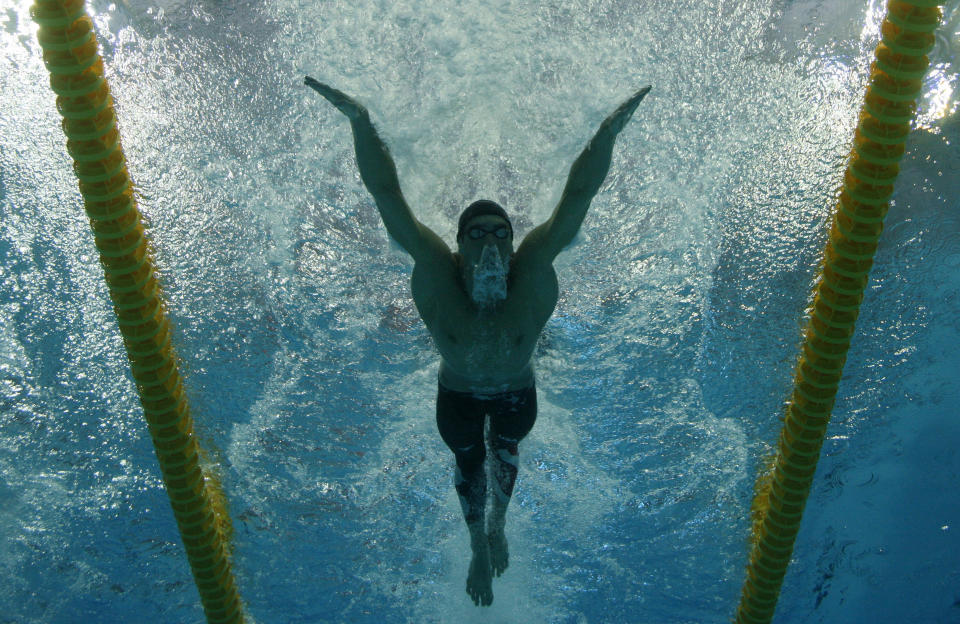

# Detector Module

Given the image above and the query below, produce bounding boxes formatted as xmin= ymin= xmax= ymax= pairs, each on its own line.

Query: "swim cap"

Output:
xmin=457 ymin=200 xmax=513 ymax=242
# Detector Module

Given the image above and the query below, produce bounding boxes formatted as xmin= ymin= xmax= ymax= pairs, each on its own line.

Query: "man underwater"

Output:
xmin=305 ymin=76 xmax=650 ymax=606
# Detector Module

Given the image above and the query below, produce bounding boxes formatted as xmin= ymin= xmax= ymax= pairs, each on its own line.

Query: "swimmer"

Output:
xmin=305 ymin=76 xmax=650 ymax=606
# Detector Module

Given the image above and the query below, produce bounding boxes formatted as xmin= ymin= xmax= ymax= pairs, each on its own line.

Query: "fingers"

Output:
xmin=304 ymin=76 xmax=343 ymax=101
xmin=624 ymin=85 xmax=652 ymax=116
xmin=629 ymin=85 xmax=653 ymax=106
xmin=605 ymin=85 xmax=652 ymax=135
xmin=304 ymin=75 xmax=329 ymax=97
xmin=304 ymin=76 xmax=366 ymax=119
xmin=303 ymin=76 xmax=348 ymax=107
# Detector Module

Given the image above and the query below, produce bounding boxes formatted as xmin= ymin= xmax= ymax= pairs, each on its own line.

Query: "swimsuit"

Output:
xmin=436 ymin=378 xmax=537 ymax=525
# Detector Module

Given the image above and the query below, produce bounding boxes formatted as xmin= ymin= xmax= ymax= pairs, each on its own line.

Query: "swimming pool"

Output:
xmin=2 ymin=0 xmax=959 ymax=621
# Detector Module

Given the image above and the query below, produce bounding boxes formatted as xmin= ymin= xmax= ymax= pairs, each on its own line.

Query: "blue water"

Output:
xmin=2 ymin=0 xmax=959 ymax=622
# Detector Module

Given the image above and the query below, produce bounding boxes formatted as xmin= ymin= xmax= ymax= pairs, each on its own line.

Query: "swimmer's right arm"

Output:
xmin=304 ymin=77 xmax=445 ymax=260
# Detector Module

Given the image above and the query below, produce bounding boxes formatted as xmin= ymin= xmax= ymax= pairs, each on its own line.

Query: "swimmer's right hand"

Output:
xmin=304 ymin=76 xmax=368 ymax=121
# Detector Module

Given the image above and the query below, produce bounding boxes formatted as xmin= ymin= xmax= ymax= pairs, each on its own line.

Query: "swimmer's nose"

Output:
xmin=480 ymin=244 xmax=503 ymax=258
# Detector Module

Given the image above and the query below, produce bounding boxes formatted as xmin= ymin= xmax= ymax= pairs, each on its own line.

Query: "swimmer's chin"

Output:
xmin=470 ymin=291 xmax=507 ymax=309
xmin=470 ymin=272 xmax=508 ymax=307
xmin=470 ymin=277 xmax=508 ymax=309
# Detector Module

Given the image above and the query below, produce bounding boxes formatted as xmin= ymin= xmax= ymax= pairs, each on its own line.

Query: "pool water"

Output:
xmin=1 ymin=0 xmax=959 ymax=622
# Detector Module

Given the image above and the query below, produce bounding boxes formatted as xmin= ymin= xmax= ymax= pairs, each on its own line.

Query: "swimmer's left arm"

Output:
xmin=519 ymin=86 xmax=651 ymax=262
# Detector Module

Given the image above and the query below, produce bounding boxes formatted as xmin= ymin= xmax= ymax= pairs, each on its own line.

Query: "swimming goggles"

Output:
xmin=467 ymin=224 xmax=511 ymax=240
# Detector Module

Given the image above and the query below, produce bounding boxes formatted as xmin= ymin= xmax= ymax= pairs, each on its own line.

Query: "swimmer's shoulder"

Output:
xmin=411 ymin=241 xmax=461 ymax=311
xmin=509 ymin=246 xmax=559 ymax=320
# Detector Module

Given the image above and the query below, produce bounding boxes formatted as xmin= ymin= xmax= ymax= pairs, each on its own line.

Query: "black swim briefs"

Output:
xmin=435 ymin=380 xmax=537 ymax=464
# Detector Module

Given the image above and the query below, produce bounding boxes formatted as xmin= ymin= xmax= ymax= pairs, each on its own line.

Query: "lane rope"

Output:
xmin=734 ymin=2 xmax=943 ymax=623
xmin=31 ymin=2 xmax=245 ymax=622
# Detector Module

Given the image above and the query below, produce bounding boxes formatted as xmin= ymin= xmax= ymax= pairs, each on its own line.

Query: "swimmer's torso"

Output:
xmin=411 ymin=251 xmax=559 ymax=393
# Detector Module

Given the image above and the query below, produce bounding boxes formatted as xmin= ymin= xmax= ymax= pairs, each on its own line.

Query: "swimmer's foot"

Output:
xmin=466 ymin=533 xmax=493 ymax=606
xmin=488 ymin=527 xmax=509 ymax=577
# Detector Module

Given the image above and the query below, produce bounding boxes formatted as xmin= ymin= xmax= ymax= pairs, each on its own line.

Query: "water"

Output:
xmin=1 ymin=0 xmax=959 ymax=622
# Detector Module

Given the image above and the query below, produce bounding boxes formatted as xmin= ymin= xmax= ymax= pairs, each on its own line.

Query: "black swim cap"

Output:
xmin=457 ymin=200 xmax=512 ymax=242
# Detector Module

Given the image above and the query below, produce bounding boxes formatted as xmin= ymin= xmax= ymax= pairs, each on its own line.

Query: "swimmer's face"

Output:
xmin=458 ymin=215 xmax=514 ymax=262
xmin=458 ymin=215 xmax=514 ymax=308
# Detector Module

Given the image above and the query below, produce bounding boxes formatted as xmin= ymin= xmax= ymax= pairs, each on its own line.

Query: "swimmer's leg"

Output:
xmin=487 ymin=386 xmax=537 ymax=577
xmin=453 ymin=449 xmax=487 ymax=531
xmin=436 ymin=388 xmax=493 ymax=606
xmin=487 ymin=434 xmax=519 ymax=578
xmin=454 ymin=447 xmax=494 ymax=606
xmin=488 ymin=435 xmax=521 ymax=526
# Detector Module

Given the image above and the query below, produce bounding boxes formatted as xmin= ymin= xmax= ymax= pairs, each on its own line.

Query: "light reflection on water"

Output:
xmin=1 ymin=0 xmax=958 ymax=622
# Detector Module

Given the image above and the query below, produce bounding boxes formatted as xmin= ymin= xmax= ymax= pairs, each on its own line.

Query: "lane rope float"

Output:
xmin=31 ymin=2 xmax=245 ymax=622
xmin=734 ymin=2 xmax=944 ymax=623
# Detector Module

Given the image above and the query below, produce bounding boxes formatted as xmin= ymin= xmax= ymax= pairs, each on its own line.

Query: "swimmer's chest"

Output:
xmin=440 ymin=304 xmax=531 ymax=356
xmin=411 ymin=266 xmax=553 ymax=365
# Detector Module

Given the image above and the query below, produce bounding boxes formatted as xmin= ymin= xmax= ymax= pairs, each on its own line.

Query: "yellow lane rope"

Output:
xmin=30 ymin=1 xmax=245 ymax=621
xmin=735 ymin=2 xmax=943 ymax=623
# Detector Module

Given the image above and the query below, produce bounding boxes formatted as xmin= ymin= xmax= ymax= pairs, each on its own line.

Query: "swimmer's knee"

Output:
xmin=453 ymin=443 xmax=485 ymax=474
xmin=490 ymin=433 xmax=519 ymax=457
xmin=495 ymin=447 xmax=519 ymax=468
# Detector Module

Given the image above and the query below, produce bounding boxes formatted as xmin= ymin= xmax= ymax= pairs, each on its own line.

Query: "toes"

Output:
xmin=467 ymin=584 xmax=493 ymax=607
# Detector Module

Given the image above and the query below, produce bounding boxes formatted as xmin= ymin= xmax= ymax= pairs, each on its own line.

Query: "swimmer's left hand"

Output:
xmin=553 ymin=85 xmax=652 ymax=214
xmin=599 ymin=85 xmax=652 ymax=138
